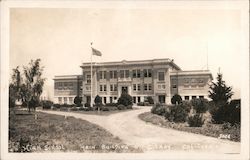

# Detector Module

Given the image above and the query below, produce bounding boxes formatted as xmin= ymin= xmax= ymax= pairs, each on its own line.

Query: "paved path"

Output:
xmin=40 ymin=107 xmax=240 ymax=154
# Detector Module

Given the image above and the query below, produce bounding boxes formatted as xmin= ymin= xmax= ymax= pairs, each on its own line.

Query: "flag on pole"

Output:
xmin=92 ymin=47 xmax=102 ymax=56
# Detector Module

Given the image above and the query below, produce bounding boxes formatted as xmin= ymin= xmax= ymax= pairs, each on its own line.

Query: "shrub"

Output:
xmin=105 ymin=103 xmax=117 ymax=107
xmin=94 ymin=95 xmax=102 ymax=105
xmin=117 ymin=104 xmax=126 ymax=110
xmin=165 ymin=104 xmax=188 ymax=123
xmin=41 ymin=100 xmax=53 ymax=109
xmin=210 ymin=100 xmax=240 ymax=125
xmin=101 ymin=107 xmax=109 ymax=111
xmin=188 ymin=114 xmax=205 ymax=127
xmin=118 ymin=93 xmax=133 ymax=106
xmin=191 ymin=98 xmax=209 ymax=114
xmin=137 ymin=102 xmax=145 ymax=106
xmin=182 ymin=100 xmax=192 ymax=113
xmin=84 ymin=103 xmax=90 ymax=108
xmin=151 ymin=103 xmax=166 ymax=116
xmin=146 ymin=96 xmax=154 ymax=104
xmin=126 ymin=105 xmax=133 ymax=109
xmin=74 ymin=96 xmax=82 ymax=107
xmin=53 ymin=104 xmax=61 ymax=109
xmin=171 ymin=94 xmax=182 ymax=105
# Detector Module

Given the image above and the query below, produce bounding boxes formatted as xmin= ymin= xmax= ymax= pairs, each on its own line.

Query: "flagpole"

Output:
xmin=90 ymin=42 xmax=93 ymax=108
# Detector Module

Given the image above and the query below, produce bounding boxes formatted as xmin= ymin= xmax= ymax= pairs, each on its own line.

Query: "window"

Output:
xmin=86 ymin=86 xmax=91 ymax=91
xmin=120 ymin=70 xmax=124 ymax=78
xmin=192 ymin=96 xmax=197 ymax=99
xmin=137 ymin=84 xmax=141 ymax=91
xmin=133 ymin=70 xmax=137 ymax=78
xmin=144 ymin=84 xmax=148 ymax=91
xmin=110 ymin=97 xmax=113 ymax=103
xmin=58 ymin=97 xmax=62 ymax=104
xmin=68 ymin=82 xmax=73 ymax=90
xmin=143 ymin=69 xmax=152 ymax=77
xmin=103 ymin=97 xmax=107 ymax=104
xmin=184 ymin=96 xmax=189 ymax=100
xmin=133 ymin=97 xmax=136 ymax=103
xmin=137 ymin=69 xmax=141 ymax=78
xmin=172 ymin=84 xmax=177 ymax=89
xmin=69 ymin=97 xmax=73 ymax=104
xmin=125 ymin=70 xmax=129 ymax=78
xmin=158 ymin=72 xmax=165 ymax=81
xmin=114 ymin=97 xmax=117 ymax=100
xmin=148 ymin=84 xmax=152 ymax=90
xmin=114 ymin=71 xmax=117 ymax=78
xmin=110 ymin=71 xmax=117 ymax=79
xmin=132 ymin=69 xmax=141 ymax=78
xmin=137 ymin=97 xmax=141 ymax=103
xmin=103 ymin=85 xmax=107 ymax=91
xmin=64 ymin=97 xmax=67 ymax=104
xmin=133 ymin=84 xmax=136 ymax=91
xmin=162 ymin=85 xmax=166 ymax=89
xmin=199 ymin=96 xmax=204 ymax=99
xmin=110 ymin=84 xmax=117 ymax=92
xmin=99 ymin=71 xmax=107 ymax=80
xmin=87 ymin=75 xmax=91 ymax=83
xmin=100 ymin=85 xmax=103 ymax=91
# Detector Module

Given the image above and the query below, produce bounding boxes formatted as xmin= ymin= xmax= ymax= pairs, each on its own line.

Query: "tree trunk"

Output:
xmin=28 ymin=102 xmax=30 ymax=113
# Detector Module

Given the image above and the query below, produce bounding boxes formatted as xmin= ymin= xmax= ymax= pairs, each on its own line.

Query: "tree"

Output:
xmin=118 ymin=93 xmax=133 ymax=106
xmin=94 ymin=95 xmax=102 ymax=110
xmin=171 ymin=94 xmax=182 ymax=105
xmin=22 ymin=59 xmax=45 ymax=112
xmin=9 ymin=67 xmax=22 ymax=109
xmin=209 ymin=73 xmax=233 ymax=105
xmin=208 ymin=73 xmax=237 ymax=124
xmin=74 ymin=96 xmax=82 ymax=107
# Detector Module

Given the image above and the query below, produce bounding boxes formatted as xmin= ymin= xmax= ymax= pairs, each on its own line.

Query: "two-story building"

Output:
xmin=54 ymin=58 xmax=212 ymax=105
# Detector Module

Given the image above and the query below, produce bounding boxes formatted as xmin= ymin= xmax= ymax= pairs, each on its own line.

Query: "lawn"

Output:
xmin=9 ymin=110 xmax=141 ymax=153
xmin=139 ymin=112 xmax=240 ymax=142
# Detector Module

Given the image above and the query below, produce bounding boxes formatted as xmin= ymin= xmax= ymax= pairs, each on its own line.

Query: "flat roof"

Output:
xmin=170 ymin=70 xmax=213 ymax=79
xmin=54 ymin=75 xmax=82 ymax=80
xmin=80 ymin=58 xmax=181 ymax=70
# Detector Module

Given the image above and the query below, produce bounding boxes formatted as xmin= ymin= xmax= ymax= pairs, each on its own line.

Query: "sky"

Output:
xmin=9 ymin=6 xmax=244 ymax=100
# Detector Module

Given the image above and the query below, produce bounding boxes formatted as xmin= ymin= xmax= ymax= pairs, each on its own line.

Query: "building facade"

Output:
xmin=54 ymin=58 xmax=212 ymax=105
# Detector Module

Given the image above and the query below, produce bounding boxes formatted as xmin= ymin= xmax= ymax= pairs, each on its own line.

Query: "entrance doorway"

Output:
xmin=158 ymin=95 xmax=165 ymax=104
xmin=121 ymin=86 xmax=128 ymax=94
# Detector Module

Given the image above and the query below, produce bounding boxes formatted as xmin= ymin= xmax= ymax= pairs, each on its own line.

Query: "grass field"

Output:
xmin=9 ymin=110 xmax=141 ymax=153
xmin=139 ymin=112 xmax=240 ymax=142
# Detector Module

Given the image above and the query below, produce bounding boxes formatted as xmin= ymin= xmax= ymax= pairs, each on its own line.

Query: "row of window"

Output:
xmin=96 ymin=70 xmax=165 ymax=80
xmin=133 ymin=83 xmax=152 ymax=91
xmin=98 ymin=96 xmax=118 ymax=104
xmin=58 ymin=97 xmax=73 ymax=104
xmin=184 ymin=95 xmax=204 ymax=100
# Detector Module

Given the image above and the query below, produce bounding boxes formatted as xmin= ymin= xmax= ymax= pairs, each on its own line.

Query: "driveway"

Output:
xmin=40 ymin=107 xmax=240 ymax=153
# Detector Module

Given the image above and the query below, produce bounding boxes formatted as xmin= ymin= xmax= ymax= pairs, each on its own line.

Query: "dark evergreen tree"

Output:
xmin=208 ymin=72 xmax=237 ymax=124
xmin=208 ymin=73 xmax=233 ymax=105
xmin=171 ymin=94 xmax=182 ymax=105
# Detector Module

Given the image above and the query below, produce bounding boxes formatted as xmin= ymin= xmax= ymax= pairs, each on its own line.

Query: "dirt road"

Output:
xmin=40 ymin=107 xmax=240 ymax=153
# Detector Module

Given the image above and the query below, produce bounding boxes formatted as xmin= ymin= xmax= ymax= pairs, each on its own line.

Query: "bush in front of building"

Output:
xmin=210 ymin=99 xmax=240 ymax=125
xmin=164 ymin=104 xmax=188 ymax=123
xmin=188 ymin=114 xmax=205 ymax=127
xmin=147 ymin=96 xmax=154 ymax=104
xmin=74 ymin=96 xmax=82 ymax=107
xmin=171 ymin=94 xmax=182 ymax=105
xmin=151 ymin=103 xmax=166 ymax=116
xmin=191 ymin=98 xmax=209 ymax=114
xmin=118 ymin=93 xmax=133 ymax=106
xmin=105 ymin=103 xmax=117 ymax=107
xmin=41 ymin=100 xmax=53 ymax=109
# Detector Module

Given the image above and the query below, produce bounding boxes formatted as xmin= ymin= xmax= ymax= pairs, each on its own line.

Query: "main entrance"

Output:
xmin=121 ymin=86 xmax=128 ymax=94
xmin=158 ymin=95 xmax=166 ymax=103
